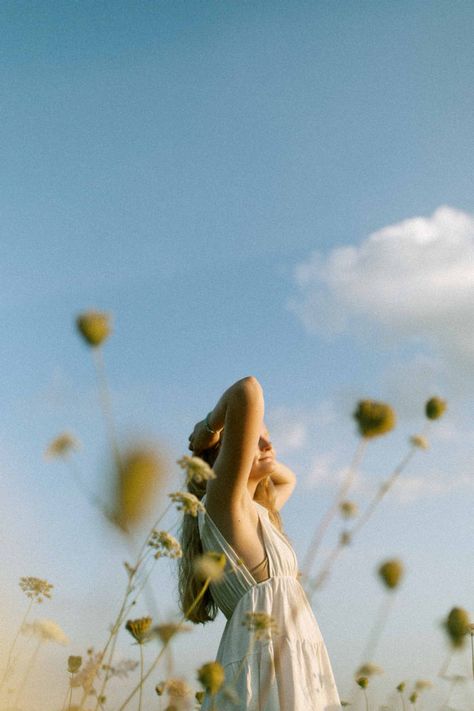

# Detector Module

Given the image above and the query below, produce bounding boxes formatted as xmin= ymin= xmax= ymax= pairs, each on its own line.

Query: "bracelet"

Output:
xmin=205 ymin=412 xmax=220 ymax=435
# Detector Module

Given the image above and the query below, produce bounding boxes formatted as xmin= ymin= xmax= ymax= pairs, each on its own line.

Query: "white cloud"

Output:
xmin=266 ymin=402 xmax=338 ymax=455
xmin=288 ymin=205 xmax=474 ymax=376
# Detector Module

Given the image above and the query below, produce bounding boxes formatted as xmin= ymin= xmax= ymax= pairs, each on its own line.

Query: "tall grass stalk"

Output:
xmin=0 ymin=597 xmax=34 ymax=691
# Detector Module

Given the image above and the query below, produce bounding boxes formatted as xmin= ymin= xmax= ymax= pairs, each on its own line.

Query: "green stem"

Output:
xmin=117 ymin=579 xmax=211 ymax=711
xmin=0 ymin=597 xmax=34 ymax=691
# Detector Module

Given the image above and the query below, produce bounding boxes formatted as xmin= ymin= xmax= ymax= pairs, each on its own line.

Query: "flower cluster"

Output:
xmin=177 ymin=455 xmax=216 ymax=484
xmin=125 ymin=616 xmax=153 ymax=644
xmin=242 ymin=611 xmax=278 ymax=640
xmin=19 ymin=576 xmax=54 ymax=602
xmin=353 ymin=400 xmax=396 ymax=439
xmin=169 ymin=491 xmax=205 ymax=517
xmin=148 ymin=530 xmax=182 ymax=559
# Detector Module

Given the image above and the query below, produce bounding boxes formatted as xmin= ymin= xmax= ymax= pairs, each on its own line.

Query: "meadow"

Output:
xmin=0 ymin=310 xmax=472 ymax=711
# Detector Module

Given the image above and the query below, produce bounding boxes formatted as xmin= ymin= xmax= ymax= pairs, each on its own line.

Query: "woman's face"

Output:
xmin=248 ymin=424 xmax=275 ymax=480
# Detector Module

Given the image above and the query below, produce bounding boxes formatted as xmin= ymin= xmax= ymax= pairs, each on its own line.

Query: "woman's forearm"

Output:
xmin=207 ymin=376 xmax=262 ymax=433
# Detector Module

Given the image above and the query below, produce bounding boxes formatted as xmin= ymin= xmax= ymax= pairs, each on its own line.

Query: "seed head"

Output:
xmin=76 ymin=310 xmax=111 ymax=347
xmin=242 ymin=612 xmax=279 ymax=640
xmin=193 ymin=552 xmax=227 ymax=582
xmin=409 ymin=691 xmax=418 ymax=704
xmin=169 ymin=491 xmax=205 ymax=517
xmin=114 ymin=445 xmax=164 ymax=532
xmin=396 ymin=682 xmax=406 ymax=692
xmin=19 ymin=577 xmax=54 ymax=603
xmin=125 ymin=617 xmax=153 ymax=644
xmin=409 ymin=434 xmax=429 ymax=450
xmin=177 ymin=455 xmax=216 ymax=485
xmin=23 ymin=618 xmax=69 ymax=645
xmin=45 ymin=432 xmax=80 ymax=459
xmin=339 ymin=500 xmax=358 ymax=519
xmin=148 ymin=530 xmax=182 ymax=559
xmin=353 ymin=400 xmax=396 ymax=439
xmin=425 ymin=396 xmax=447 ymax=420
xmin=378 ymin=559 xmax=404 ymax=590
xmin=444 ymin=607 xmax=470 ymax=648
xmin=68 ymin=656 xmax=83 ymax=674
xmin=356 ymin=676 xmax=369 ymax=689
xmin=197 ymin=661 xmax=225 ymax=696
xmin=356 ymin=662 xmax=384 ymax=677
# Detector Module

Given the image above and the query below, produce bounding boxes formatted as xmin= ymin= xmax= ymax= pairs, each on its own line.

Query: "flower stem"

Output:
xmin=0 ymin=598 xmax=34 ymax=691
xmin=138 ymin=644 xmax=144 ymax=711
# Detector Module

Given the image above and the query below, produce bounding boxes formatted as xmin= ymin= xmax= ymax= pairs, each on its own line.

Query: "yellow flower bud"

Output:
xmin=396 ymin=681 xmax=406 ymax=692
xmin=425 ymin=396 xmax=447 ymax=420
xmin=353 ymin=400 xmax=396 ymax=438
xmin=67 ymin=655 xmax=82 ymax=674
xmin=197 ymin=661 xmax=225 ymax=696
xmin=76 ymin=310 xmax=111 ymax=347
xmin=378 ymin=559 xmax=404 ymax=590
xmin=356 ymin=676 xmax=369 ymax=689
xmin=444 ymin=607 xmax=470 ymax=648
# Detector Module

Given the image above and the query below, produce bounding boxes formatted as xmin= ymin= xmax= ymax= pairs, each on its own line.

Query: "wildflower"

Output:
xmin=415 ymin=679 xmax=433 ymax=691
xmin=409 ymin=691 xmax=418 ymax=704
xmin=76 ymin=310 xmax=111 ymax=347
xmin=45 ymin=432 xmax=80 ymax=459
xmin=70 ymin=650 xmax=104 ymax=693
xmin=356 ymin=676 xmax=369 ymax=689
xmin=197 ymin=661 xmax=225 ymax=696
xmin=410 ymin=434 xmax=429 ymax=450
xmin=339 ymin=500 xmax=358 ymax=519
xmin=242 ymin=612 xmax=278 ymax=640
xmin=68 ymin=655 xmax=83 ymax=674
xmin=444 ymin=607 xmax=470 ymax=648
xmin=193 ymin=552 xmax=227 ymax=582
xmin=19 ymin=577 xmax=53 ymax=603
xmin=169 ymin=491 xmax=205 ymax=517
xmin=356 ymin=662 xmax=384 ymax=677
xmin=396 ymin=682 xmax=406 ymax=692
xmin=148 ymin=530 xmax=182 ymax=559
xmin=125 ymin=617 xmax=153 ymax=644
xmin=353 ymin=400 xmax=396 ymax=438
xmin=153 ymin=622 xmax=192 ymax=644
xmin=177 ymin=455 xmax=216 ymax=485
xmin=114 ymin=446 xmax=164 ymax=532
xmin=22 ymin=618 xmax=69 ymax=645
xmin=425 ymin=396 xmax=447 ymax=420
xmin=378 ymin=559 xmax=404 ymax=590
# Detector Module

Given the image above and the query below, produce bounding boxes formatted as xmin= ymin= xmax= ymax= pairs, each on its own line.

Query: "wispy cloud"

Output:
xmin=288 ymin=205 xmax=474 ymax=377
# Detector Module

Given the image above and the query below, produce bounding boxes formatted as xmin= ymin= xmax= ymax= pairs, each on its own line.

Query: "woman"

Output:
xmin=179 ymin=376 xmax=341 ymax=710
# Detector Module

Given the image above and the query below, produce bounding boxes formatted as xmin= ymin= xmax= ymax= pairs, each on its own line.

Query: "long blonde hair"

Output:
xmin=177 ymin=443 xmax=284 ymax=624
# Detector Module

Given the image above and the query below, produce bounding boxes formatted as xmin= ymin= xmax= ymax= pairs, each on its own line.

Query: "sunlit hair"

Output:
xmin=177 ymin=440 xmax=284 ymax=624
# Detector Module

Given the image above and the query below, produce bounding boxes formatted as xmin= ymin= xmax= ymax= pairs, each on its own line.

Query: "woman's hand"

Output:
xmin=188 ymin=419 xmax=221 ymax=453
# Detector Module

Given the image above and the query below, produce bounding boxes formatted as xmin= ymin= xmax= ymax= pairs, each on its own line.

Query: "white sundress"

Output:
xmin=197 ymin=494 xmax=342 ymax=710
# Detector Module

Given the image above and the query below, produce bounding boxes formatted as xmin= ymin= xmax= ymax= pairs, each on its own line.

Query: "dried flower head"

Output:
xmin=409 ymin=691 xmax=418 ymax=704
xmin=425 ymin=396 xmax=447 ymax=420
xmin=242 ymin=612 xmax=278 ymax=640
xmin=177 ymin=455 xmax=216 ymax=485
xmin=22 ymin=618 xmax=69 ymax=645
xmin=76 ymin=310 xmax=111 ymax=347
xmin=356 ymin=662 xmax=384 ymax=677
xmin=197 ymin=661 xmax=225 ymax=696
xmin=444 ymin=607 xmax=470 ymax=648
xmin=153 ymin=622 xmax=192 ymax=644
xmin=19 ymin=577 xmax=54 ymax=603
xmin=353 ymin=400 xmax=396 ymax=439
xmin=356 ymin=676 xmax=369 ymax=689
xmin=396 ymin=682 xmax=406 ymax=692
xmin=45 ymin=432 xmax=80 ymax=459
xmin=68 ymin=656 xmax=83 ymax=674
xmin=70 ymin=649 xmax=104 ymax=693
xmin=114 ymin=445 xmax=164 ymax=532
xmin=193 ymin=552 xmax=227 ymax=583
xmin=414 ymin=679 xmax=433 ymax=691
xmin=410 ymin=434 xmax=429 ymax=450
xmin=125 ymin=617 xmax=153 ymax=644
xmin=339 ymin=500 xmax=358 ymax=519
xmin=169 ymin=492 xmax=205 ymax=517
xmin=148 ymin=530 xmax=182 ymax=559
xmin=378 ymin=559 xmax=404 ymax=590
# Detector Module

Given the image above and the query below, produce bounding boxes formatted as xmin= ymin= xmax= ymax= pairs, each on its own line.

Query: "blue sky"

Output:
xmin=1 ymin=2 xmax=474 ymax=709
